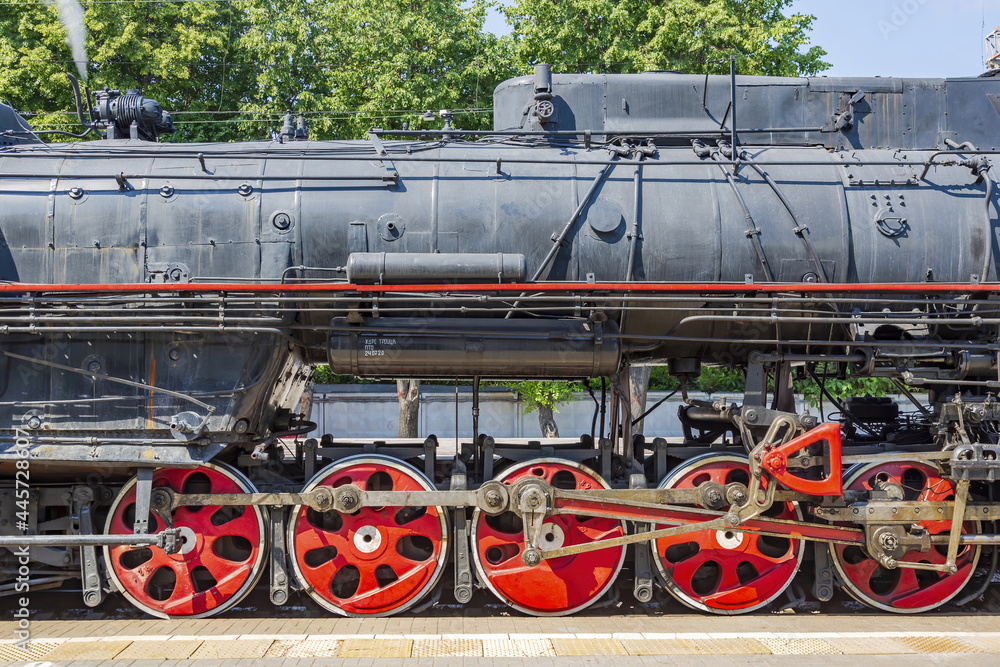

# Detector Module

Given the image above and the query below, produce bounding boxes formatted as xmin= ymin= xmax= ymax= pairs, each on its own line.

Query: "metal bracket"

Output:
xmin=812 ymin=541 xmax=835 ymax=601
xmin=73 ymin=488 xmax=106 ymax=607
xmin=367 ymin=130 xmax=399 ymax=182
xmin=629 ymin=473 xmax=654 ymax=603
xmin=269 ymin=506 xmax=289 ymax=605
xmin=450 ymin=462 xmax=475 ymax=604
xmin=133 ymin=468 xmax=154 ymax=535
xmin=823 ymin=91 xmax=866 ymax=132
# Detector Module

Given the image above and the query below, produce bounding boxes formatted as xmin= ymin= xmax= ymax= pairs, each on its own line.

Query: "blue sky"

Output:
xmin=483 ymin=1 xmax=1000 ymax=78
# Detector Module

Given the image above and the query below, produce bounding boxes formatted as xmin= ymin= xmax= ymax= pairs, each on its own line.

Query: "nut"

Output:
xmin=337 ymin=489 xmax=358 ymax=510
xmin=521 ymin=548 xmax=542 ymax=567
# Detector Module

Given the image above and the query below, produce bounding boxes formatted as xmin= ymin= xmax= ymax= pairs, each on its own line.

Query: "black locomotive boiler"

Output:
xmin=2 ymin=64 xmax=1000 ymax=617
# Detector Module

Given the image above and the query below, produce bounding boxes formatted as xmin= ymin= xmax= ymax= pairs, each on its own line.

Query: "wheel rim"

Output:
xmin=287 ymin=455 xmax=449 ymax=616
xmin=651 ymin=453 xmax=804 ymax=614
xmin=471 ymin=458 xmax=626 ymax=616
xmin=103 ymin=463 xmax=267 ymax=619
xmin=829 ymin=461 xmax=980 ymax=613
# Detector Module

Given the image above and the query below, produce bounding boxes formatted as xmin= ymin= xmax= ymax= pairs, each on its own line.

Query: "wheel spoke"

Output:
xmin=652 ymin=454 xmax=802 ymax=613
xmin=288 ymin=456 xmax=447 ymax=616
xmin=104 ymin=463 xmax=266 ymax=619
xmin=472 ymin=459 xmax=624 ymax=616
xmin=830 ymin=460 xmax=980 ymax=613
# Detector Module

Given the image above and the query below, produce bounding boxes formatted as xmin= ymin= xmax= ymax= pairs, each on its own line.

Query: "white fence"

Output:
xmin=308 ymin=385 xmax=819 ymax=440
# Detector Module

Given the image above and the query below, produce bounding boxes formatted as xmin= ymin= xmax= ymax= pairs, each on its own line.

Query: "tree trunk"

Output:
xmin=628 ymin=366 xmax=652 ymax=436
xmin=538 ymin=405 xmax=559 ymax=437
xmin=396 ymin=379 xmax=420 ymax=437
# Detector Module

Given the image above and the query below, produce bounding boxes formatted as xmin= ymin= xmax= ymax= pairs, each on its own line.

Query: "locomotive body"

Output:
xmin=2 ymin=67 xmax=1000 ymax=618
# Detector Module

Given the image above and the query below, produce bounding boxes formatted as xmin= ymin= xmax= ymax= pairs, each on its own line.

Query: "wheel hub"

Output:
xmin=174 ymin=525 xmax=198 ymax=557
xmin=353 ymin=525 xmax=384 ymax=556
xmin=538 ymin=522 xmax=566 ymax=550
xmin=714 ymin=529 xmax=745 ymax=550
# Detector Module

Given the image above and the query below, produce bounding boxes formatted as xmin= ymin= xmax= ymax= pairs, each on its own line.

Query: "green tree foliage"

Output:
xmin=502 ymin=0 xmax=828 ymax=75
xmin=237 ymin=0 xmax=512 ymax=138
xmin=1 ymin=0 xmax=511 ymax=142
xmin=501 ymin=380 xmax=582 ymax=415
xmin=0 ymin=0 xmax=245 ymax=141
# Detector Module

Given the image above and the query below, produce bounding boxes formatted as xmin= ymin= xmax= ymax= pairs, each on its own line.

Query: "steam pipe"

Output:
xmin=62 ymin=73 xmax=95 ymax=139
xmin=716 ymin=158 xmax=774 ymax=281
xmin=624 ymin=155 xmax=643 ymax=282
xmin=982 ymin=167 xmax=995 ymax=281
xmin=748 ymin=163 xmax=828 ymax=282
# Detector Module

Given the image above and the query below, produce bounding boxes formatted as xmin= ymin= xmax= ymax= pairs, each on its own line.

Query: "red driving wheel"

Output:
xmin=104 ymin=463 xmax=267 ymax=618
xmin=288 ymin=456 xmax=448 ymax=616
xmin=471 ymin=459 xmax=626 ymax=616
xmin=652 ymin=453 xmax=804 ymax=614
xmin=829 ymin=461 xmax=980 ymax=612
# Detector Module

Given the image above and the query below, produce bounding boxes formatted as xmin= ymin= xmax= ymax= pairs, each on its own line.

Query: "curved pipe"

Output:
xmin=715 ymin=157 xmax=774 ymax=281
xmin=747 ymin=162 xmax=828 ymax=282
xmin=981 ymin=167 xmax=994 ymax=281
xmin=61 ymin=73 xmax=95 ymax=139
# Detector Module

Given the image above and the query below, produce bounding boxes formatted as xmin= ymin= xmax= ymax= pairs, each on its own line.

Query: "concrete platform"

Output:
xmin=2 ymin=612 xmax=1000 ymax=665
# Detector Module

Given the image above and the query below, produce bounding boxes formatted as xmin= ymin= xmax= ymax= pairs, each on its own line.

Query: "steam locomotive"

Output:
xmin=2 ymin=62 xmax=1000 ymax=618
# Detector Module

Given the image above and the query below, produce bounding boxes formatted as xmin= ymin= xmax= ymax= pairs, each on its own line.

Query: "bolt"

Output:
xmin=276 ymin=574 xmax=286 ymax=585
xmin=743 ymin=408 xmax=759 ymax=424
xmin=159 ymin=185 xmax=174 ymax=198
xmin=726 ymin=512 xmax=741 ymax=527
xmin=272 ymin=590 xmax=288 ymax=605
xmin=853 ymin=508 xmax=859 ymax=514
xmin=891 ymin=508 xmax=897 ymax=514
xmin=635 ymin=586 xmax=653 ymax=603
xmin=522 ymin=548 xmax=542 ymax=567
xmin=338 ymin=490 xmax=357 ymax=510
xmin=455 ymin=587 xmax=473 ymax=603
xmin=168 ymin=347 xmax=182 ymax=361
xmin=27 ymin=416 xmax=41 ymax=429
xmin=238 ymin=184 xmax=253 ymax=196
xmin=706 ymin=489 xmax=723 ymax=507
xmin=485 ymin=489 xmax=502 ymax=508
xmin=869 ymin=507 xmax=875 ymax=514
xmin=68 ymin=187 xmax=84 ymax=200
xmin=88 ymin=360 xmax=102 ymax=373
xmin=272 ymin=212 xmax=291 ymax=230
xmin=234 ymin=418 xmax=250 ymax=434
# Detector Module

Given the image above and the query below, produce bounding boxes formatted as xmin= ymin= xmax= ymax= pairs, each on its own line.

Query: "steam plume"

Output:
xmin=46 ymin=0 xmax=89 ymax=83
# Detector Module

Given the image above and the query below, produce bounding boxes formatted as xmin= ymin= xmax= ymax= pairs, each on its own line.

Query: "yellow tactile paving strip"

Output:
xmin=0 ymin=632 xmax=996 ymax=659
xmin=621 ymin=638 xmax=771 ymax=655
xmin=551 ymin=637 xmax=630 ymax=655
xmin=190 ymin=638 xmax=277 ymax=659
xmin=116 ymin=639 xmax=203 ymax=660
xmin=339 ymin=637 xmax=413 ymax=658
xmin=896 ymin=636 xmax=986 ymax=653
